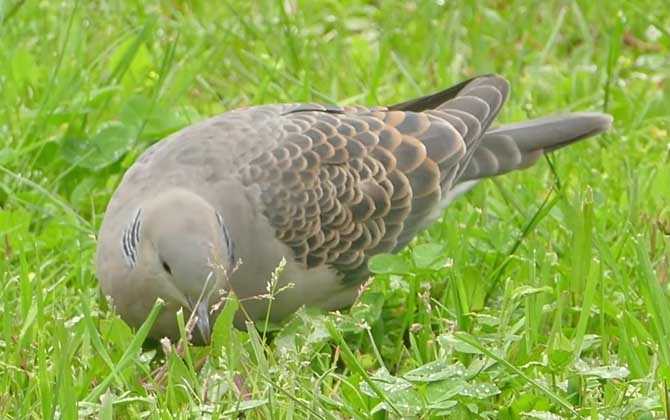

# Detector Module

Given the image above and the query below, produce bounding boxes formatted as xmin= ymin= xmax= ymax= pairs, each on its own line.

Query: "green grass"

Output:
xmin=1 ymin=0 xmax=669 ymax=417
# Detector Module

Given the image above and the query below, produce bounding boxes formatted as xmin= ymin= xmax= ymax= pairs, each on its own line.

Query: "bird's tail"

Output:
xmin=459 ymin=112 xmax=613 ymax=182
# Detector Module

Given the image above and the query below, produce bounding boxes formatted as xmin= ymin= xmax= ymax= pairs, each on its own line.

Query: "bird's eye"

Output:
xmin=161 ymin=260 xmax=172 ymax=275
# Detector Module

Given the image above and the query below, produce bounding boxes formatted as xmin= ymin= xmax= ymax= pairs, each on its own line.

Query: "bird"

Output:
xmin=96 ymin=74 xmax=613 ymax=344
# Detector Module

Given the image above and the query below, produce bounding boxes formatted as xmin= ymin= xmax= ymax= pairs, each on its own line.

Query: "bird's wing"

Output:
xmin=236 ymin=75 xmax=509 ymax=282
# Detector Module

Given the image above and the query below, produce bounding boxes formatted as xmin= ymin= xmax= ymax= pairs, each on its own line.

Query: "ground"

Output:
xmin=1 ymin=0 xmax=669 ymax=418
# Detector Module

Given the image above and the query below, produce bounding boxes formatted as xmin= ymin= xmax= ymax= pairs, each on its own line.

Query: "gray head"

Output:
xmin=101 ymin=188 xmax=235 ymax=344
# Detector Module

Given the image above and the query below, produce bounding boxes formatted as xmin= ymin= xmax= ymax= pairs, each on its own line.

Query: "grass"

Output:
xmin=1 ymin=0 xmax=669 ymax=417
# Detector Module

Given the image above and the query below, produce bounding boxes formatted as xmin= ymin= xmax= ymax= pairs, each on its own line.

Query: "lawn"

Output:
xmin=1 ymin=0 xmax=669 ymax=418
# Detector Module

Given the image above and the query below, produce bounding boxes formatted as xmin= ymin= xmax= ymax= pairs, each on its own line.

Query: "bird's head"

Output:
xmin=102 ymin=188 xmax=236 ymax=344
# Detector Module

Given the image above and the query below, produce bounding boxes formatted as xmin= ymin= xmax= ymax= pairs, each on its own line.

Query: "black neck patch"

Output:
xmin=215 ymin=211 xmax=235 ymax=265
xmin=121 ymin=208 xmax=143 ymax=268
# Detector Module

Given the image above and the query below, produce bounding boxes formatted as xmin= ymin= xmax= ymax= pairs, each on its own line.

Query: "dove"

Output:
xmin=95 ymin=75 xmax=612 ymax=343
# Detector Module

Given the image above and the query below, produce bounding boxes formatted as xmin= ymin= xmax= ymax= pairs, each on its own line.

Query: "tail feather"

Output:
xmin=459 ymin=112 xmax=613 ymax=182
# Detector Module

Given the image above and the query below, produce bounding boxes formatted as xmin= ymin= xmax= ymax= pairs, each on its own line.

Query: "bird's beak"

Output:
xmin=194 ymin=300 xmax=211 ymax=344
